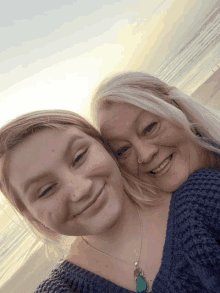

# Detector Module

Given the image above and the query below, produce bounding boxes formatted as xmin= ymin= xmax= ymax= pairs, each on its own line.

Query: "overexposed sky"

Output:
xmin=0 ymin=0 xmax=218 ymax=126
xmin=1 ymin=0 xmax=130 ymax=122
xmin=0 ymin=0 xmax=171 ymax=124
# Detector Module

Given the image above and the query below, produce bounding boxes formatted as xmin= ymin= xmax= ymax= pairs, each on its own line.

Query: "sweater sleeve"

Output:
xmin=183 ymin=169 xmax=220 ymax=237
xmin=34 ymin=277 xmax=81 ymax=293
xmin=174 ymin=168 xmax=220 ymax=291
xmin=33 ymin=265 xmax=83 ymax=293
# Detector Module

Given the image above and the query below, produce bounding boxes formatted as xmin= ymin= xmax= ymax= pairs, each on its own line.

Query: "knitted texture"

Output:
xmin=34 ymin=169 xmax=220 ymax=293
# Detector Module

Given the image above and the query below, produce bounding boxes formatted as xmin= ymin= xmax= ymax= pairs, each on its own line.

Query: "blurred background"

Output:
xmin=0 ymin=0 xmax=220 ymax=292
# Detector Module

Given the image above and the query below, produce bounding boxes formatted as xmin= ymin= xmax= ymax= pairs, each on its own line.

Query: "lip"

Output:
xmin=147 ymin=154 xmax=174 ymax=176
xmin=78 ymin=184 xmax=106 ymax=216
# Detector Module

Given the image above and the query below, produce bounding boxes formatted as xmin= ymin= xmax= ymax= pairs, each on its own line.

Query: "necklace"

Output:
xmin=81 ymin=205 xmax=149 ymax=293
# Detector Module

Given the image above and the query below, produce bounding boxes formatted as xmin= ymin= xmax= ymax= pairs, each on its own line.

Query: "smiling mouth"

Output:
xmin=148 ymin=154 xmax=173 ymax=175
xmin=79 ymin=185 xmax=105 ymax=215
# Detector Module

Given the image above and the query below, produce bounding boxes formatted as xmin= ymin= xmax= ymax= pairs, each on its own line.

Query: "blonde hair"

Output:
xmin=91 ymin=71 xmax=220 ymax=194
xmin=0 ymin=109 xmax=160 ymax=260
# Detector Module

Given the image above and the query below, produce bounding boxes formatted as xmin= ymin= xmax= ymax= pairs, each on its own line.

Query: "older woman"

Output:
xmin=0 ymin=109 xmax=220 ymax=293
xmin=91 ymin=71 xmax=220 ymax=199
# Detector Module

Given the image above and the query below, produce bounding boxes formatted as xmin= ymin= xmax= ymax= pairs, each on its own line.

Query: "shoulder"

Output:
xmin=187 ymin=168 xmax=220 ymax=182
xmin=34 ymin=261 xmax=82 ymax=293
xmin=171 ymin=169 xmax=220 ymax=290
xmin=173 ymin=168 xmax=220 ymax=211
xmin=172 ymin=169 xmax=220 ymax=234
xmin=174 ymin=168 xmax=220 ymax=200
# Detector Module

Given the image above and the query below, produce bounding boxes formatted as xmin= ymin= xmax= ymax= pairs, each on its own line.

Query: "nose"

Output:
xmin=134 ymin=140 xmax=158 ymax=165
xmin=64 ymin=174 xmax=93 ymax=202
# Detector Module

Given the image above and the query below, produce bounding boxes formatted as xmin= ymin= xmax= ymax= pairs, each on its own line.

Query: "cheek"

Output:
xmin=29 ymin=204 xmax=46 ymax=222
xmin=29 ymin=201 xmax=59 ymax=225
xmin=90 ymin=147 xmax=119 ymax=174
xmin=160 ymin=126 xmax=186 ymax=146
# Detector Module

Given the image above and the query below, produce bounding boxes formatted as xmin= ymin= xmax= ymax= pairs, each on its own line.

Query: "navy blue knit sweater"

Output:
xmin=34 ymin=169 xmax=220 ymax=293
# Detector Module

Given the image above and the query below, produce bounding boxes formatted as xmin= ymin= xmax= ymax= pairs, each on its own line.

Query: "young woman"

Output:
xmin=91 ymin=71 xmax=220 ymax=199
xmin=0 ymin=109 xmax=219 ymax=293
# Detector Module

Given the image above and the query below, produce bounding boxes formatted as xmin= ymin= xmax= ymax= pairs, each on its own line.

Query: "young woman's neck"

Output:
xmin=82 ymin=196 xmax=142 ymax=254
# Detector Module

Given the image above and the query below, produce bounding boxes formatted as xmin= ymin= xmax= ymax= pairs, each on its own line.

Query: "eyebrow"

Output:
xmin=23 ymin=135 xmax=83 ymax=193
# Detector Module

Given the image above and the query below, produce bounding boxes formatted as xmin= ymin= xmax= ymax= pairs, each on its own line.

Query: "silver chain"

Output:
xmin=81 ymin=204 xmax=143 ymax=266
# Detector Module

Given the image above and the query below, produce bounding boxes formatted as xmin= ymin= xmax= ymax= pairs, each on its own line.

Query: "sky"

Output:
xmin=0 ymin=0 xmax=178 ymax=126
xmin=0 ymin=0 xmax=218 ymax=127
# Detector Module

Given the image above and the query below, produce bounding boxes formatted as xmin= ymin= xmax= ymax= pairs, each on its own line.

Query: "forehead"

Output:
xmin=9 ymin=126 xmax=88 ymax=159
xmin=6 ymin=127 xmax=91 ymax=185
xmin=99 ymin=102 xmax=156 ymax=139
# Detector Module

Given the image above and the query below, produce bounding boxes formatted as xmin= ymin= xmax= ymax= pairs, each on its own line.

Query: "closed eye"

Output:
xmin=142 ymin=122 xmax=158 ymax=135
xmin=115 ymin=146 xmax=130 ymax=158
xmin=72 ymin=148 xmax=88 ymax=166
xmin=39 ymin=184 xmax=57 ymax=198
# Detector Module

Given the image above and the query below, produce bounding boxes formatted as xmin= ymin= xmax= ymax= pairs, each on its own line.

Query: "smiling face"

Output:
xmin=6 ymin=127 xmax=124 ymax=237
xmin=99 ymin=102 xmax=208 ymax=193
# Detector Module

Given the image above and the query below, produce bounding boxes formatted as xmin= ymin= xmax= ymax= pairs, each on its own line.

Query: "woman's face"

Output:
xmin=7 ymin=127 xmax=124 ymax=236
xmin=99 ymin=102 xmax=207 ymax=193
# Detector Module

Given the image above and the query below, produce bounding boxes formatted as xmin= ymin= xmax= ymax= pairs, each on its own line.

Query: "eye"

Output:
xmin=115 ymin=146 xmax=130 ymax=158
xmin=72 ymin=148 xmax=88 ymax=167
xmin=39 ymin=184 xmax=57 ymax=198
xmin=142 ymin=122 xmax=158 ymax=135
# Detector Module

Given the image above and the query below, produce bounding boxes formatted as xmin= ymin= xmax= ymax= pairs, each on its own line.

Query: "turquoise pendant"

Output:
xmin=134 ymin=262 xmax=148 ymax=293
xmin=137 ymin=276 xmax=147 ymax=292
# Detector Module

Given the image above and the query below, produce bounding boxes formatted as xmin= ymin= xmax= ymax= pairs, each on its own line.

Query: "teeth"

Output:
xmin=150 ymin=155 xmax=172 ymax=174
